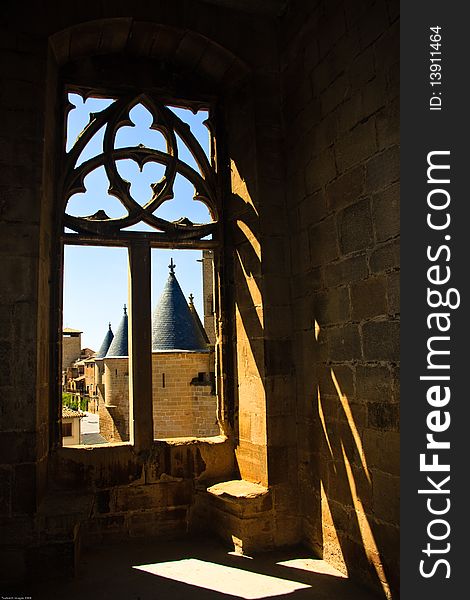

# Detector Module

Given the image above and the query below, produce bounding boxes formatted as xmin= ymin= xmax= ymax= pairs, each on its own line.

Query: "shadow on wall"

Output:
xmin=229 ymin=149 xmax=397 ymax=598
xmin=225 ymin=187 xmax=266 ymax=462
xmin=317 ymin=364 xmax=393 ymax=598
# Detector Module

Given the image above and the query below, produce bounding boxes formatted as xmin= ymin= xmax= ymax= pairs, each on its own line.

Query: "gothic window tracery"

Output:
xmin=61 ymin=90 xmax=220 ymax=245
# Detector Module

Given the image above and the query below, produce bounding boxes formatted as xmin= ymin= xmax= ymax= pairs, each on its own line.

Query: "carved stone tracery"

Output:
xmin=61 ymin=92 xmax=219 ymax=242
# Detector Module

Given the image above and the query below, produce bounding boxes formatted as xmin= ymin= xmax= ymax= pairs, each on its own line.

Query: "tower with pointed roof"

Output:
xmin=106 ymin=306 xmax=128 ymax=358
xmin=100 ymin=306 xmax=131 ymax=442
xmin=62 ymin=328 xmax=83 ymax=369
xmin=95 ymin=323 xmax=114 ymax=359
xmin=151 ymin=259 xmax=218 ymax=439
xmin=151 ymin=260 xmax=209 ymax=352
xmin=90 ymin=323 xmax=114 ymax=414
xmin=96 ymin=262 xmax=219 ymax=442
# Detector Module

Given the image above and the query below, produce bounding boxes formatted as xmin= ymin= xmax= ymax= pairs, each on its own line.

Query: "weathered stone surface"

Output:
xmin=362 ymin=430 xmax=400 ymax=476
xmin=369 ymin=238 xmax=400 ymax=273
xmin=326 ymin=165 xmax=365 ymax=211
xmin=372 ymin=183 xmax=400 ymax=242
xmin=335 ymin=119 xmax=377 ymax=172
xmin=338 ymin=199 xmax=374 ymax=254
xmin=365 ymin=146 xmax=400 ymax=194
xmin=313 ymin=286 xmax=350 ymax=325
xmin=356 ymin=365 xmax=393 ymax=404
xmin=367 ymin=402 xmax=399 ymax=431
xmin=0 ymin=3 xmax=400 ymax=598
xmin=362 ymin=320 xmax=399 ymax=362
xmin=325 ymin=254 xmax=368 ymax=288
xmin=309 ymin=216 xmax=340 ymax=266
xmin=327 ymin=324 xmax=362 ymax=361
xmin=351 ymin=276 xmax=387 ymax=320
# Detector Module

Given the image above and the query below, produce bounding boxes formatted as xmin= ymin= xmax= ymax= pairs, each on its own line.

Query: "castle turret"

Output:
xmin=188 ymin=293 xmax=210 ymax=345
xmin=95 ymin=322 xmax=114 ymax=359
xmin=151 ymin=259 xmax=218 ymax=439
xmin=151 ymin=259 xmax=208 ymax=352
xmin=93 ymin=322 xmax=114 ymax=408
xmin=101 ymin=306 xmax=129 ymax=442
xmin=106 ymin=306 xmax=128 ymax=357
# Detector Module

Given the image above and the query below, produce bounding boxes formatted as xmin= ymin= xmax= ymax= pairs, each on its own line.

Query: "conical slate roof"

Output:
xmin=106 ymin=306 xmax=128 ymax=357
xmin=95 ymin=323 xmax=114 ymax=358
xmin=152 ymin=260 xmax=208 ymax=352
xmin=188 ymin=293 xmax=210 ymax=345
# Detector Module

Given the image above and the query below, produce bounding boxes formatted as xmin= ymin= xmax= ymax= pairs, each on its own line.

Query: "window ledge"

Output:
xmin=59 ymin=435 xmax=228 ymax=452
xmin=154 ymin=434 xmax=228 ymax=446
xmin=207 ymin=479 xmax=269 ymax=499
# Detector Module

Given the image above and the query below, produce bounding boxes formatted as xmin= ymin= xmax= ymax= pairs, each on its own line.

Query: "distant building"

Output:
xmin=92 ymin=261 xmax=218 ymax=442
xmin=61 ymin=406 xmax=83 ymax=446
xmin=150 ymin=259 xmax=217 ymax=439
xmin=62 ymin=328 xmax=82 ymax=369
xmin=62 ymin=261 xmax=218 ymax=443
xmin=99 ymin=306 xmax=130 ymax=442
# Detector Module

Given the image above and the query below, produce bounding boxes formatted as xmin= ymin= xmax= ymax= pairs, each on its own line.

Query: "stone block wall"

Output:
xmin=104 ymin=358 xmax=130 ymax=408
xmin=98 ymin=402 xmax=128 ymax=443
xmin=98 ymin=352 xmax=218 ymax=441
xmin=0 ymin=20 xmax=50 ymax=584
xmin=282 ymin=0 xmax=399 ymax=597
xmin=152 ymin=351 xmax=219 ymax=438
xmin=39 ymin=438 xmax=235 ymax=576
xmin=62 ymin=334 xmax=81 ymax=369
xmin=0 ymin=1 xmax=400 ymax=595
xmin=100 ymin=357 xmax=130 ymax=442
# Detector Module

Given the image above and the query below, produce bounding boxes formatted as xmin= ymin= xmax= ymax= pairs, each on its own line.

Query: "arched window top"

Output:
xmin=61 ymin=89 xmax=220 ymax=244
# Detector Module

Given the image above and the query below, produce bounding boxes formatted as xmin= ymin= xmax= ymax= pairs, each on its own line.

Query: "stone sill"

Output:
xmin=207 ymin=479 xmax=269 ymax=498
xmin=62 ymin=441 xmax=133 ymax=451
xmin=154 ymin=435 xmax=227 ymax=446
xmin=60 ymin=435 xmax=228 ymax=453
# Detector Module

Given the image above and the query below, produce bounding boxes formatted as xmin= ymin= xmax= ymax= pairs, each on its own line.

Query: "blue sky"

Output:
xmin=63 ymin=95 xmax=212 ymax=350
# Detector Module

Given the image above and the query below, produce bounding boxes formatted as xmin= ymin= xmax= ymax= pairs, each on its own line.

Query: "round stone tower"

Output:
xmin=151 ymin=259 xmax=218 ymax=439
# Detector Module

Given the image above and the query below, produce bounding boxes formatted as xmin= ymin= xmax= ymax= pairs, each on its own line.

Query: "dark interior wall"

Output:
xmin=281 ymin=0 xmax=399 ymax=597
xmin=0 ymin=0 xmax=400 ymax=595
xmin=0 ymin=0 xmax=299 ymax=582
xmin=0 ymin=21 xmax=51 ymax=580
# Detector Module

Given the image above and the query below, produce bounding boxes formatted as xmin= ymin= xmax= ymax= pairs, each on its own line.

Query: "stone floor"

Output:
xmin=13 ymin=536 xmax=382 ymax=600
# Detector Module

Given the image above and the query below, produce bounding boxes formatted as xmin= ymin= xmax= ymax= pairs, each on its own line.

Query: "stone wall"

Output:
xmin=99 ymin=352 xmax=218 ymax=441
xmin=152 ymin=351 xmax=218 ymax=438
xmin=282 ymin=0 xmax=399 ymax=597
xmin=28 ymin=439 xmax=235 ymax=583
xmin=62 ymin=334 xmax=81 ymax=369
xmin=101 ymin=357 xmax=130 ymax=442
xmin=0 ymin=0 xmax=400 ymax=595
xmin=0 ymin=19 xmax=50 ymax=583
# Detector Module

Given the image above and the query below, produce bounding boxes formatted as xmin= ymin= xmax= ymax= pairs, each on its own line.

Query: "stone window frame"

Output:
xmin=56 ymin=82 xmax=228 ymax=451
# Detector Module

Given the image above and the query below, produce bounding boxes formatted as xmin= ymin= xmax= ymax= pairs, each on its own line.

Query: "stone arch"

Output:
xmin=42 ymin=17 xmax=253 ymax=452
xmin=42 ymin=13 xmax=270 ymax=491
xmin=49 ymin=18 xmax=250 ymax=91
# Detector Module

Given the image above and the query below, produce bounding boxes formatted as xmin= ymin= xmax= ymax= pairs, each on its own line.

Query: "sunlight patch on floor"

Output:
xmin=276 ymin=558 xmax=347 ymax=578
xmin=133 ymin=558 xmax=312 ymax=599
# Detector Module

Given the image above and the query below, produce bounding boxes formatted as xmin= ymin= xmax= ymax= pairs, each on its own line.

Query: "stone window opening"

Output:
xmin=59 ymin=85 xmax=223 ymax=449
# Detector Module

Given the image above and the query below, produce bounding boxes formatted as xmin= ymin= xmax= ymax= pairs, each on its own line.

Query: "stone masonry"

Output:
xmin=283 ymin=0 xmax=399 ymax=596
xmin=0 ymin=2 xmax=399 ymax=597
xmin=152 ymin=351 xmax=218 ymax=439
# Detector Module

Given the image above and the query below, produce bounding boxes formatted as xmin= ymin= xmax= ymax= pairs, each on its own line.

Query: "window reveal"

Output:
xmin=60 ymin=90 xmax=221 ymax=448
